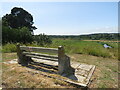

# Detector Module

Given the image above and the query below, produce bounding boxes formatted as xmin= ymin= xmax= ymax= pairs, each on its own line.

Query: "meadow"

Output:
xmin=2 ymin=39 xmax=119 ymax=59
xmin=49 ymin=39 xmax=119 ymax=60
xmin=2 ymin=39 xmax=119 ymax=88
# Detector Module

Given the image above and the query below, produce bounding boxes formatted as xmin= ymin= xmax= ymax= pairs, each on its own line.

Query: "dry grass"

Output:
xmin=2 ymin=53 xmax=17 ymax=62
xmin=2 ymin=53 xmax=118 ymax=88
xmin=2 ymin=53 xmax=74 ymax=88
xmin=2 ymin=63 xmax=74 ymax=88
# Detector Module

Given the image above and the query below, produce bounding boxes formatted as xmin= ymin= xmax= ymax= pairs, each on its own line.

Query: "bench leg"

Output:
xmin=18 ymin=55 xmax=33 ymax=66
xmin=58 ymin=55 xmax=75 ymax=77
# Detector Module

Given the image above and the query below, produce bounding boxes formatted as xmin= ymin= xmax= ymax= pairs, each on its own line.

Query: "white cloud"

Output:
xmin=93 ymin=26 xmax=118 ymax=33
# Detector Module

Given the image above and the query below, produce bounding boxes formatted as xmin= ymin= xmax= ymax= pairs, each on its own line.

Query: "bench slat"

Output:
xmin=22 ymin=52 xmax=58 ymax=59
xmin=20 ymin=46 xmax=58 ymax=54
xmin=25 ymin=54 xmax=58 ymax=61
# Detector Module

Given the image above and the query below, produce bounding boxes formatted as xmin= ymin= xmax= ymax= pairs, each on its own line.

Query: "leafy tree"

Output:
xmin=2 ymin=7 xmax=37 ymax=32
xmin=2 ymin=7 xmax=37 ymax=44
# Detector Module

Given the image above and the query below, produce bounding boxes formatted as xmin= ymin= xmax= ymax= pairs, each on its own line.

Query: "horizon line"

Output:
xmin=34 ymin=32 xmax=119 ymax=36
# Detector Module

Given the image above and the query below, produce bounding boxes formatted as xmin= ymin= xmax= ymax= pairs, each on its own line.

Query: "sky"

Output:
xmin=1 ymin=1 xmax=118 ymax=35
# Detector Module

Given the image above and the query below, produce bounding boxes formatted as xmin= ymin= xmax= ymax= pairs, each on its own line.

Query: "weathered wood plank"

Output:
xmin=32 ymin=58 xmax=58 ymax=66
xmin=20 ymin=46 xmax=58 ymax=54
xmin=25 ymin=54 xmax=58 ymax=61
xmin=23 ymin=52 xmax=58 ymax=59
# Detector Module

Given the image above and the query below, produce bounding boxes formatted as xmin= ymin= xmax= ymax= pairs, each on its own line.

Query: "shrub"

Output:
xmin=34 ymin=33 xmax=52 ymax=46
xmin=2 ymin=26 xmax=33 ymax=44
xmin=2 ymin=43 xmax=17 ymax=53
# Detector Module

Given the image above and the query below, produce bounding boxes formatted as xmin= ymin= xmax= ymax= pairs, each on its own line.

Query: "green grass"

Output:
xmin=47 ymin=39 xmax=118 ymax=59
xmin=2 ymin=39 xmax=119 ymax=59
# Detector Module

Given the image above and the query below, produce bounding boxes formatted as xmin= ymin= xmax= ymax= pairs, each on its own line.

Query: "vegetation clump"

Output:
xmin=34 ymin=34 xmax=52 ymax=46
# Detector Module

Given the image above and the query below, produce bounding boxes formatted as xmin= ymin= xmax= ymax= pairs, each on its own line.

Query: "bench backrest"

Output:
xmin=20 ymin=46 xmax=58 ymax=54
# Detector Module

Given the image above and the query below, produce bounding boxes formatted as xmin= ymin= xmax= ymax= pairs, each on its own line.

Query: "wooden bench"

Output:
xmin=16 ymin=44 xmax=75 ymax=77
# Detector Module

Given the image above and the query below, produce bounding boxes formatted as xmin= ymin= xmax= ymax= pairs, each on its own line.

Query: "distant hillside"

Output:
xmin=49 ymin=33 xmax=120 ymax=41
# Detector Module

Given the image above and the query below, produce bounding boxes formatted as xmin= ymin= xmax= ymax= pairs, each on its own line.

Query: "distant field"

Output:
xmin=47 ymin=39 xmax=119 ymax=60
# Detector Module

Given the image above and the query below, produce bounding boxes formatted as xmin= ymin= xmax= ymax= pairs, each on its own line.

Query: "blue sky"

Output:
xmin=1 ymin=2 xmax=118 ymax=35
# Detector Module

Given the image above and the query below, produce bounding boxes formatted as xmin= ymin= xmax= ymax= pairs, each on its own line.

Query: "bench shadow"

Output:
xmin=26 ymin=61 xmax=58 ymax=74
xmin=25 ymin=61 xmax=78 ymax=81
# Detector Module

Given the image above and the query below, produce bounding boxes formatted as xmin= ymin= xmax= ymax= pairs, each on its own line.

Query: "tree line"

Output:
xmin=49 ymin=33 xmax=120 ymax=41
